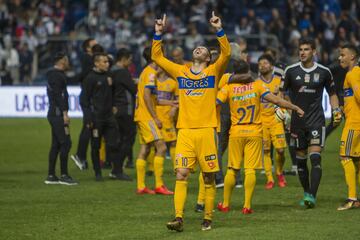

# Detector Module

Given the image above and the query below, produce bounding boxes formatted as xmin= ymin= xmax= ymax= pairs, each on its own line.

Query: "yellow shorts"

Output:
xmin=228 ymin=136 xmax=263 ymax=169
xmin=175 ymin=128 xmax=219 ymax=173
xmin=137 ymin=120 xmax=163 ymax=145
xmin=340 ymin=127 xmax=360 ymax=157
xmin=263 ymin=122 xmax=286 ymax=151
xmin=160 ymin=120 xmax=177 ymax=142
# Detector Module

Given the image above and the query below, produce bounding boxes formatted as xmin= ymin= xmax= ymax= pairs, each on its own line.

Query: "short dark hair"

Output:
xmin=258 ymin=54 xmax=274 ymax=65
xmin=82 ymin=38 xmax=95 ymax=52
xmin=341 ymin=43 xmax=360 ymax=58
xmin=93 ymin=52 xmax=108 ymax=63
xmin=54 ymin=52 xmax=67 ymax=64
xmin=264 ymin=47 xmax=277 ymax=59
xmin=116 ymin=48 xmax=131 ymax=61
xmin=233 ymin=60 xmax=249 ymax=74
xmin=91 ymin=44 xmax=105 ymax=54
xmin=299 ymin=38 xmax=316 ymax=50
xmin=143 ymin=47 xmax=152 ymax=63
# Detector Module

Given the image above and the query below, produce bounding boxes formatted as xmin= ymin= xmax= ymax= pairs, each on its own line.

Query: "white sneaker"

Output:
xmin=71 ymin=155 xmax=84 ymax=170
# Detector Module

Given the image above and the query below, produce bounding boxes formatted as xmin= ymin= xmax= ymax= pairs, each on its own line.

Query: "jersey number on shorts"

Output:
xmin=237 ymin=105 xmax=255 ymax=124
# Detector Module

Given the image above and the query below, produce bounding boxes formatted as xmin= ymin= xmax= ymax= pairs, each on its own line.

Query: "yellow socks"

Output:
xmin=174 ymin=180 xmax=188 ymax=218
xmin=136 ymin=159 xmax=147 ymax=189
xmin=170 ymin=145 xmax=176 ymax=168
xmin=204 ymin=182 xmax=216 ymax=220
xmin=147 ymin=147 xmax=155 ymax=172
xmin=99 ymin=137 xmax=106 ymax=162
xmin=275 ymin=152 xmax=285 ymax=176
xmin=244 ymin=168 xmax=256 ymax=209
xmin=223 ymin=168 xmax=236 ymax=207
xmin=154 ymin=156 xmax=164 ymax=188
xmin=264 ymin=152 xmax=274 ymax=183
xmin=341 ymin=158 xmax=357 ymax=199
xmin=197 ymin=172 xmax=205 ymax=205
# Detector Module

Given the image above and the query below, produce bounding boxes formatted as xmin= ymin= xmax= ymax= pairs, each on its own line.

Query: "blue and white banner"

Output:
xmin=0 ymin=86 xmax=82 ymax=117
xmin=0 ymin=86 xmax=332 ymax=118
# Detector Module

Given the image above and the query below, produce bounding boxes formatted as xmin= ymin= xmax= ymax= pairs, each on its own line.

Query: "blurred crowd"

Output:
xmin=0 ymin=0 xmax=359 ymax=85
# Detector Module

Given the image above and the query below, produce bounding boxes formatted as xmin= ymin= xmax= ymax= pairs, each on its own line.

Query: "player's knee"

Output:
xmin=63 ymin=138 xmax=72 ymax=152
xmin=309 ymin=152 xmax=322 ymax=169
xmin=244 ymin=168 xmax=255 ymax=176
xmin=155 ymin=141 xmax=167 ymax=155
xmin=226 ymin=168 xmax=238 ymax=177
xmin=296 ymin=156 xmax=307 ymax=171
xmin=203 ymin=172 xmax=215 ymax=184
xmin=277 ymin=148 xmax=285 ymax=155
xmin=176 ymin=168 xmax=189 ymax=180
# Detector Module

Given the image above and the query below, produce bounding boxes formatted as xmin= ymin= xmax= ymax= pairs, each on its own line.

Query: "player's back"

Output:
xmin=217 ymin=80 xmax=269 ymax=138
xmin=134 ymin=65 xmax=157 ymax=122
xmin=343 ymin=66 xmax=360 ymax=129
xmin=156 ymin=77 xmax=178 ymax=123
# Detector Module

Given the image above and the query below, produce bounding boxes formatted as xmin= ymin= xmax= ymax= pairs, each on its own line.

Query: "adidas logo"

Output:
xmin=296 ymin=76 xmax=301 ymax=80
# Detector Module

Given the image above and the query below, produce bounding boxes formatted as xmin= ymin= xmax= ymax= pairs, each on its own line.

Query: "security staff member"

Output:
xmin=112 ymin=48 xmax=137 ymax=173
xmin=45 ymin=52 xmax=77 ymax=185
xmin=71 ymin=38 xmax=97 ymax=170
xmin=82 ymin=52 xmax=123 ymax=181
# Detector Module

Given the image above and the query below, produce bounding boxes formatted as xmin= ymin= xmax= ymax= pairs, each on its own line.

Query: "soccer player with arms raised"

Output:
xmin=280 ymin=38 xmax=341 ymax=208
xmin=152 ymin=12 xmax=230 ymax=231
xmin=337 ymin=44 xmax=360 ymax=210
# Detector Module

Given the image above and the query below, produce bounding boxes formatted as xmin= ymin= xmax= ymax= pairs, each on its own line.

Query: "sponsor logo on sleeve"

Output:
xmin=205 ymin=154 xmax=217 ymax=161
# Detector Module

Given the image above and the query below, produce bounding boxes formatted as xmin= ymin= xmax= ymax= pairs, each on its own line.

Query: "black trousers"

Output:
xmin=90 ymin=116 xmax=122 ymax=175
xmin=115 ymin=114 xmax=136 ymax=166
xmin=48 ymin=116 xmax=72 ymax=176
xmin=76 ymin=114 xmax=91 ymax=161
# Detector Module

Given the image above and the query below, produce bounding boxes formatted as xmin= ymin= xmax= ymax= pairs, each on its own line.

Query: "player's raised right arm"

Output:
xmin=151 ymin=14 xmax=181 ymax=79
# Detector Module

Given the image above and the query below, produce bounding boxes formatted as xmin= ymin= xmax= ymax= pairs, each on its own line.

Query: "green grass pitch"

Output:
xmin=0 ymin=118 xmax=359 ymax=240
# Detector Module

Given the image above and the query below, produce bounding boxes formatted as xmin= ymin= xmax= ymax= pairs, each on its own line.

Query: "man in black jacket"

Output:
xmin=112 ymin=48 xmax=137 ymax=170
xmin=71 ymin=38 xmax=97 ymax=170
xmin=45 ymin=52 xmax=77 ymax=185
xmin=82 ymin=52 xmax=126 ymax=181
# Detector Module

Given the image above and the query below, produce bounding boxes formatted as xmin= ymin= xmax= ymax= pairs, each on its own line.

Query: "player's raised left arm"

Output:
xmin=210 ymin=11 xmax=231 ymax=76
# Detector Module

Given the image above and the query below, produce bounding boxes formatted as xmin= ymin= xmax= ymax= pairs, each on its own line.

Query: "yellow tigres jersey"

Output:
xmin=134 ymin=65 xmax=157 ymax=122
xmin=217 ymin=80 xmax=270 ymax=137
xmin=343 ymin=66 xmax=360 ymax=129
xmin=152 ymin=30 xmax=230 ymax=129
xmin=156 ymin=77 xmax=178 ymax=123
xmin=216 ymin=73 xmax=232 ymax=132
xmin=256 ymin=75 xmax=282 ymax=126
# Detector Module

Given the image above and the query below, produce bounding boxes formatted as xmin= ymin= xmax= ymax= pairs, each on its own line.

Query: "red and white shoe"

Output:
xmin=265 ymin=181 xmax=275 ymax=190
xmin=137 ymin=187 xmax=156 ymax=195
xmin=155 ymin=185 xmax=174 ymax=195
xmin=277 ymin=174 xmax=287 ymax=188
xmin=242 ymin=207 xmax=253 ymax=215
xmin=217 ymin=202 xmax=230 ymax=212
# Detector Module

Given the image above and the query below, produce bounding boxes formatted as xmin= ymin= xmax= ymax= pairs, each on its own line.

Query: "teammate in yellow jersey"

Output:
xmin=152 ymin=12 xmax=230 ymax=231
xmin=134 ymin=47 xmax=175 ymax=195
xmin=256 ymin=54 xmax=288 ymax=189
xmin=217 ymin=60 xmax=304 ymax=214
xmin=337 ymin=44 xmax=360 ymax=210
xmin=156 ymin=68 xmax=178 ymax=165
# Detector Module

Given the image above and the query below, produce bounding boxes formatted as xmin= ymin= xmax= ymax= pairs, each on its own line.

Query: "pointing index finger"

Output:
xmin=212 ymin=11 xmax=215 ymax=18
xmin=163 ymin=14 xmax=166 ymax=24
